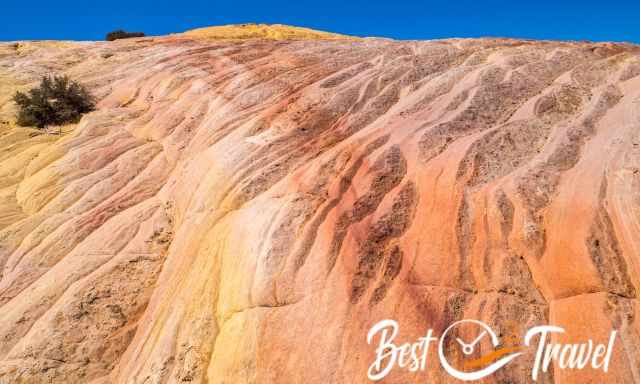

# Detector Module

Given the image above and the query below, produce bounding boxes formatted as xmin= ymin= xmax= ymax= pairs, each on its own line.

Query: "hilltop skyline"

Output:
xmin=1 ymin=0 xmax=639 ymax=43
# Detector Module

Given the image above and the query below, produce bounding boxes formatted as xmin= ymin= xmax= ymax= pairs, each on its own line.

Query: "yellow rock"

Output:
xmin=183 ymin=23 xmax=357 ymax=40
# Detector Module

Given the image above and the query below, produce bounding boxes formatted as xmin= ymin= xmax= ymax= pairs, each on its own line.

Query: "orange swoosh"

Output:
xmin=463 ymin=346 xmax=523 ymax=370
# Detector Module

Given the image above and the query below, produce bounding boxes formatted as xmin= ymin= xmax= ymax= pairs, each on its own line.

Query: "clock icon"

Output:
xmin=438 ymin=319 xmax=523 ymax=381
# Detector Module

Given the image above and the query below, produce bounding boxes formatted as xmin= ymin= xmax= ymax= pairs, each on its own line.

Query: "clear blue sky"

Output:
xmin=1 ymin=0 xmax=639 ymax=43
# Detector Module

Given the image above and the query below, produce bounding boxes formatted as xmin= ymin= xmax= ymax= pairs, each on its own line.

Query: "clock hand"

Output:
xmin=456 ymin=337 xmax=469 ymax=348
xmin=456 ymin=337 xmax=475 ymax=355
xmin=468 ymin=330 xmax=488 ymax=347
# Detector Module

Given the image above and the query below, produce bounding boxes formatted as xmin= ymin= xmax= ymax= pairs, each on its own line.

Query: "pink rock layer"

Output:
xmin=0 ymin=35 xmax=639 ymax=383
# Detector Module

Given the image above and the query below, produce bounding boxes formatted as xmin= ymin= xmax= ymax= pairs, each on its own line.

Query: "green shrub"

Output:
xmin=13 ymin=75 xmax=95 ymax=129
xmin=106 ymin=29 xmax=146 ymax=41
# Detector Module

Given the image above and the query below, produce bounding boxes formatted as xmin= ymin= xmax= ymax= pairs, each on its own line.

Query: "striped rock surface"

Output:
xmin=0 ymin=31 xmax=639 ymax=383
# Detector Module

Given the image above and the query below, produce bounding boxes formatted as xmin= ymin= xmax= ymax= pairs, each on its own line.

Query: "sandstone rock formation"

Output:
xmin=0 ymin=25 xmax=639 ymax=383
